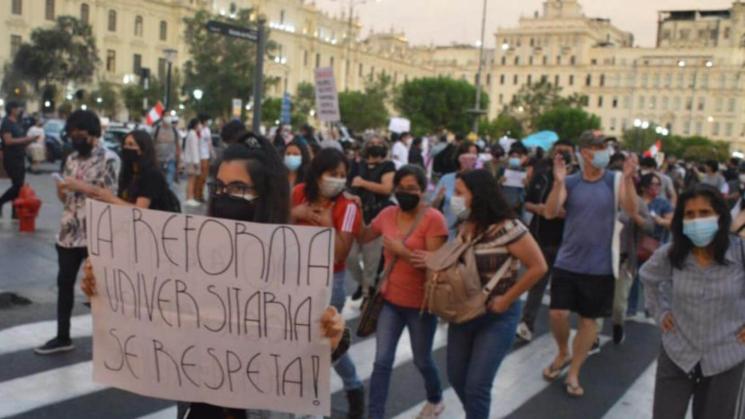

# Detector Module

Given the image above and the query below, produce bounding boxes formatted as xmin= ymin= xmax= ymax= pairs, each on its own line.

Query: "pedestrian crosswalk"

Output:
xmin=0 ymin=297 xmax=670 ymax=419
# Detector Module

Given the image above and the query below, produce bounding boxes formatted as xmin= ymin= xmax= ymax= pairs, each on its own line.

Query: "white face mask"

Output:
xmin=320 ymin=176 xmax=346 ymax=198
xmin=450 ymin=195 xmax=469 ymax=219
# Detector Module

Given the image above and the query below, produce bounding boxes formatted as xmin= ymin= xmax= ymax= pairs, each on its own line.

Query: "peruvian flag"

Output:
xmin=643 ymin=140 xmax=662 ymax=158
xmin=145 ymin=102 xmax=164 ymax=125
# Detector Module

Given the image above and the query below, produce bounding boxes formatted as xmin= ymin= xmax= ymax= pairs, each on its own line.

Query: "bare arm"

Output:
xmin=495 ymin=233 xmax=548 ymax=308
xmin=544 ymin=154 xmax=567 ymax=220
xmin=2 ymin=132 xmax=36 ymax=147
xmin=619 ymin=158 xmax=639 ymax=220
xmin=355 ymin=172 xmax=394 ymax=196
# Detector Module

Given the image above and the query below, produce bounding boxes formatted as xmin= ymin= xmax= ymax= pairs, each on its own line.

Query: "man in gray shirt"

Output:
xmin=153 ymin=117 xmax=181 ymax=188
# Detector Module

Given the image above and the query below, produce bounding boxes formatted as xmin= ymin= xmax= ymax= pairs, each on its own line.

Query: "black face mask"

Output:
xmin=209 ymin=194 xmax=257 ymax=222
xmin=72 ymin=138 xmax=93 ymax=156
xmin=367 ymin=146 xmax=387 ymax=159
xmin=395 ymin=192 xmax=420 ymax=212
xmin=121 ymin=149 xmax=140 ymax=165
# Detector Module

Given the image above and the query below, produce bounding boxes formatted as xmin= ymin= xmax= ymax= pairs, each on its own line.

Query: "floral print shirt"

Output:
xmin=57 ymin=146 xmax=119 ymax=248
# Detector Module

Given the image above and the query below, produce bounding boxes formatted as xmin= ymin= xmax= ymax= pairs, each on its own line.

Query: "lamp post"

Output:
xmin=471 ymin=0 xmax=488 ymax=135
xmin=332 ymin=0 xmax=380 ymax=91
xmin=163 ymin=48 xmax=178 ymax=112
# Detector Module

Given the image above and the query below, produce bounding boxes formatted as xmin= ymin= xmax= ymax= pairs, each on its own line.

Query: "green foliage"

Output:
xmin=479 ymin=113 xmax=524 ymax=140
xmin=394 ymin=76 xmax=488 ymax=137
xmin=622 ymin=128 xmax=729 ymax=161
xmin=182 ymin=9 xmax=277 ymax=119
xmin=1 ymin=16 xmax=98 ymax=95
xmin=507 ymin=80 xmax=586 ymax=131
xmin=121 ymin=78 xmax=164 ymax=121
xmin=261 ymin=98 xmax=282 ymax=125
xmin=82 ymin=82 xmax=120 ymax=117
xmin=338 ymin=74 xmax=391 ymax=132
xmin=534 ymin=106 xmax=601 ymax=143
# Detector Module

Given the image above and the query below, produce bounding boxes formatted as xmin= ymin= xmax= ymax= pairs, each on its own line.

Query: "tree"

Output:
xmin=182 ymin=9 xmax=277 ymax=120
xmin=1 ymin=16 xmax=98 ymax=96
xmin=621 ymin=128 xmax=729 ymax=161
xmin=338 ymin=74 xmax=391 ymax=133
xmin=293 ymin=81 xmax=316 ymax=122
xmin=121 ymin=78 xmax=164 ymax=121
xmin=261 ymin=98 xmax=282 ymax=125
xmin=507 ymin=80 xmax=586 ymax=131
xmin=479 ymin=113 xmax=524 ymax=140
xmin=394 ymin=77 xmax=488 ymax=137
xmin=534 ymin=106 xmax=601 ymax=142
xmin=83 ymin=82 xmax=120 ymax=117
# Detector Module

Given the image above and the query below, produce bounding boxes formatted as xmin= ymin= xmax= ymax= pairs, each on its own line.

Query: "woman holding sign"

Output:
xmin=82 ymin=135 xmax=348 ymax=419
xmin=291 ymin=148 xmax=366 ymax=418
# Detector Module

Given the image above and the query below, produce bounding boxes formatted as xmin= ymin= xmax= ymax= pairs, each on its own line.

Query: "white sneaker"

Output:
xmin=516 ymin=322 xmax=533 ymax=342
xmin=416 ymin=401 xmax=445 ymax=419
xmin=185 ymin=199 xmax=201 ymax=207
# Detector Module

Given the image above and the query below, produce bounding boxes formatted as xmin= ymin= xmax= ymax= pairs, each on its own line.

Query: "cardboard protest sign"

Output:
xmin=85 ymin=200 xmax=334 ymax=416
xmin=313 ymin=67 xmax=341 ymax=123
xmin=388 ymin=117 xmax=411 ymax=134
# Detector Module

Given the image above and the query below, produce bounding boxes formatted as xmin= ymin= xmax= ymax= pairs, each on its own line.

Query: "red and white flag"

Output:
xmin=145 ymin=102 xmax=164 ymax=125
xmin=643 ymin=140 xmax=662 ymax=158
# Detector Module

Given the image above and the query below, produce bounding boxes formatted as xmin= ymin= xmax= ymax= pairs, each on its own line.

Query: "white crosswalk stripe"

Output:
xmin=0 ymin=314 xmax=91 ymax=356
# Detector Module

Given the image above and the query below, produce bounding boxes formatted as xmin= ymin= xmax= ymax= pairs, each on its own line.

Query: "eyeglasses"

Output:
xmin=208 ymin=181 xmax=256 ymax=201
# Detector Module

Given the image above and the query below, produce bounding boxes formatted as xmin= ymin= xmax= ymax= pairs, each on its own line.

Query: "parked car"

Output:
xmin=103 ymin=127 xmax=129 ymax=155
xmin=43 ymin=118 xmax=66 ymax=162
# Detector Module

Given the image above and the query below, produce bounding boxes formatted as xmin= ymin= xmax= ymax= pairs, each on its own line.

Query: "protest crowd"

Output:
xmin=1 ymin=99 xmax=745 ymax=419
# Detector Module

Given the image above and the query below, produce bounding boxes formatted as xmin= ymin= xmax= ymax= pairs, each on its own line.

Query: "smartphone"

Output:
xmin=51 ymin=173 xmax=64 ymax=183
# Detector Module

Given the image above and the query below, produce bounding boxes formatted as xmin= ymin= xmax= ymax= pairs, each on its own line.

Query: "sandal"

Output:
xmin=542 ymin=357 xmax=571 ymax=381
xmin=565 ymin=381 xmax=584 ymax=397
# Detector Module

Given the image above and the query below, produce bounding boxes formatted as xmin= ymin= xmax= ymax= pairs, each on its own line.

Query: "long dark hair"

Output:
xmin=668 ymin=184 xmax=732 ymax=269
xmin=209 ymin=133 xmax=290 ymax=224
xmin=284 ymin=139 xmax=311 ymax=185
xmin=304 ymin=148 xmax=348 ymax=203
xmin=639 ymin=173 xmax=660 ymax=194
xmin=458 ymin=169 xmax=514 ymax=233
xmin=119 ymin=130 xmax=158 ymax=199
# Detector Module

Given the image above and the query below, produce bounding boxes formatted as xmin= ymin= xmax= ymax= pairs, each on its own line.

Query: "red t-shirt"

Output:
xmin=292 ymin=183 xmax=362 ymax=272
xmin=371 ymin=206 xmax=448 ymax=309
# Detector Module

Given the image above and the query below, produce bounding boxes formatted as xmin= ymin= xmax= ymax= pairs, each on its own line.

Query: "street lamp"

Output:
xmin=331 ymin=0 xmax=382 ymax=91
xmin=163 ymin=48 xmax=178 ymax=112
xmin=96 ymin=97 xmax=103 ymax=104
xmin=501 ymin=42 xmax=510 ymax=51
xmin=470 ymin=0 xmax=488 ymax=135
xmin=193 ymin=89 xmax=204 ymax=101
xmin=678 ymin=60 xmax=686 ymax=68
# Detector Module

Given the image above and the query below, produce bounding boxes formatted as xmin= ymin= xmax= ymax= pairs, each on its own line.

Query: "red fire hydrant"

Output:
xmin=14 ymin=184 xmax=42 ymax=232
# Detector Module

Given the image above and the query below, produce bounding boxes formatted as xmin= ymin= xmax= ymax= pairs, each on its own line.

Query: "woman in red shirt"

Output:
xmin=290 ymin=147 xmax=365 ymax=417
xmin=360 ymin=165 xmax=448 ymax=419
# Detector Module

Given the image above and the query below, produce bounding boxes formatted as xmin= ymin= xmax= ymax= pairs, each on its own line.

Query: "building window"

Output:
xmin=370 ymin=66 xmax=374 ymax=78
xmin=12 ymin=0 xmax=22 ymax=15
xmin=728 ymin=98 xmax=736 ymax=112
xmin=158 ymin=58 xmax=167 ymax=79
xmin=135 ymin=16 xmax=143 ymax=37
xmin=712 ymin=122 xmax=720 ymax=136
xmin=10 ymin=35 xmax=22 ymax=57
xmin=570 ymin=56 xmax=576 ymax=65
xmin=556 ymin=55 xmax=561 ymax=65
xmin=529 ymin=56 xmax=533 ymax=65
xmin=610 ymin=118 xmax=617 ymax=131
xmin=724 ymin=27 xmax=731 ymax=39
xmin=45 ymin=0 xmax=54 ymax=20
xmin=650 ymin=97 xmax=656 ymax=110
xmin=597 ymin=96 xmax=603 ymax=108
xmin=665 ymin=73 xmax=672 ymax=88
xmin=554 ymin=75 xmax=560 ymax=86
xmin=698 ymin=97 xmax=705 ymax=111
xmin=726 ymin=122 xmax=733 ymax=136
xmin=486 ymin=74 xmax=491 ymax=85
xmin=108 ymin=10 xmax=117 ymax=32
xmin=315 ymin=53 xmax=320 ymax=68
xmin=80 ymin=3 xmax=89 ymax=24
xmin=498 ymin=94 xmax=503 ymax=104
xmin=679 ymin=29 xmax=690 ymax=40
xmin=685 ymin=97 xmax=692 ymax=111
xmin=543 ymin=56 xmax=547 ymax=65
xmin=160 ymin=21 xmax=168 ymax=41
xmin=106 ymin=50 xmax=116 ymax=73
xmin=358 ymin=63 xmax=363 ymax=76
xmin=638 ymin=96 xmax=645 ymax=109
xmin=673 ymin=97 xmax=680 ymax=110
xmin=716 ymin=97 xmax=724 ymax=112
xmin=641 ymin=73 xmax=648 ymax=88
xmin=653 ymin=74 xmax=660 ymax=88
xmin=623 ymin=96 xmax=630 ymax=109
xmin=329 ymin=56 xmax=334 ymax=68
xmin=500 ymin=74 xmax=505 ymax=85
xmin=280 ymin=9 xmax=285 ymax=24
xmin=661 ymin=96 xmax=669 ymax=110
xmin=585 ymin=74 xmax=591 ymax=86
xmin=695 ymin=121 xmax=702 ymax=135
xmin=599 ymin=74 xmax=605 ymax=87
xmin=513 ymin=74 xmax=518 ymax=85
xmin=568 ymin=75 xmax=574 ymax=86
xmin=612 ymin=97 xmax=618 ymax=108
xmin=514 ymin=56 xmax=519 ymax=65
xmin=500 ymin=56 xmax=506 ymax=65
xmin=133 ymin=54 xmax=142 ymax=74
xmin=527 ymin=75 xmax=532 ymax=85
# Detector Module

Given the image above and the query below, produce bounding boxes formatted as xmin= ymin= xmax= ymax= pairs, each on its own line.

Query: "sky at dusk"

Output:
xmin=313 ymin=0 xmax=735 ymax=48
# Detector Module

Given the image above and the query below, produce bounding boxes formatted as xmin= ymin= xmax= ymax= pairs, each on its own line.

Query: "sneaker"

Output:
xmin=416 ymin=401 xmax=445 ymax=419
xmin=588 ymin=338 xmax=601 ymax=355
xmin=516 ymin=322 xmax=533 ymax=342
xmin=35 ymin=337 xmax=74 ymax=355
xmin=346 ymin=387 xmax=365 ymax=419
xmin=613 ymin=324 xmax=625 ymax=345
xmin=185 ymin=199 xmax=201 ymax=207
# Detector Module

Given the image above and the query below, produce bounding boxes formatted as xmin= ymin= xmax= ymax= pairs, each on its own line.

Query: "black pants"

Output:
xmin=520 ymin=246 xmax=558 ymax=330
xmin=653 ymin=347 xmax=745 ymax=419
xmin=56 ymin=245 xmax=88 ymax=340
xmin=0 ymin=155 xmax=25 ymax=210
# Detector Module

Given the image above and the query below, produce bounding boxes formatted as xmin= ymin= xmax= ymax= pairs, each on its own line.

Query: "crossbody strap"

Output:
xmin=481 ymin=256 xmax=513 ymax=295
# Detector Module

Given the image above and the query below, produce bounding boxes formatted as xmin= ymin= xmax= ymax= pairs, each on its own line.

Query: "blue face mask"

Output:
xmin=284 ymin=155 xmax=302 ymax=171
xmin=591 ymin=148 xmax=610 ymax=170
xmin=508 ymin=157 xmax=521 ymax=168
xmin=683 ymin=216 xmax=719 ymax=248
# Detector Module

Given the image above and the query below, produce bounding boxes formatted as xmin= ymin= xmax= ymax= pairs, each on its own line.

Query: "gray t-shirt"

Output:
xmin=554 ymin=170 xmax=615 ymax=276
xmin=153 ymin=124 xmax=178 ymax=163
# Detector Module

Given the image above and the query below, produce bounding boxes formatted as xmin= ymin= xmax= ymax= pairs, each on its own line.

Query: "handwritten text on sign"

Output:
xmin=314 ymin=67 xmax=341 ymax=123
xmin=85 ymin=200 xmax=334 ymax=416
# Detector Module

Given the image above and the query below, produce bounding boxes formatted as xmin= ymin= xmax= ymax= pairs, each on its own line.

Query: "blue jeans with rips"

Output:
xmin=368 ymin=301 xmax=442 ymax=419
xmin=446 ymin=301 xmax=522 ymax=419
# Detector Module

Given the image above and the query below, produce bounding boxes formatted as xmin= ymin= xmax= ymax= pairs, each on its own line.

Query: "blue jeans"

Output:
xmin=330 ymin=271 xmax=363 ymax=391
xmin=447 ymin=301 xmax=522 ymax=419
xmin=369 ymin=301 xmax=442 ymax=419
xmin=160 ymin=159 xmax=177 ymax=189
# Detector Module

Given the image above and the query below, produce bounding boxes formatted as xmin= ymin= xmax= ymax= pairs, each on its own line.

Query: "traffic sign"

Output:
xmin=206 ymin=20 xmax=258 ymax=42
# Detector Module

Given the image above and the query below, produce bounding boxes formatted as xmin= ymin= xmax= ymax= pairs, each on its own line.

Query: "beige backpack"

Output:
xmin=422 ymin=231 xmax=512 ymax=324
